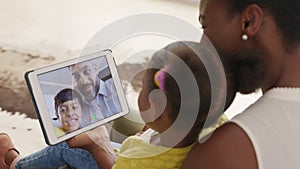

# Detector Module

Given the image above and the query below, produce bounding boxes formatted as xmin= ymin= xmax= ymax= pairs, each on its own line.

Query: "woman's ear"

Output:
xmin=241 ymin=4 xmax=264 ymax=38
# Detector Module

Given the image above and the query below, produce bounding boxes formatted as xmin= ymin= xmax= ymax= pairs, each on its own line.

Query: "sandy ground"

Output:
xmin=0 ymin=48 xmax=59 ymax=119
xmin=0 ymin=110 xmax=47 ymax=156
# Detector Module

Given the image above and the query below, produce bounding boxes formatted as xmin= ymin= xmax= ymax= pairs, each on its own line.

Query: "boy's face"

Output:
xmin=71 ymin=62 xmax=98 ymax=100
xmin=57 ymin=98 xmax=83 ymax=132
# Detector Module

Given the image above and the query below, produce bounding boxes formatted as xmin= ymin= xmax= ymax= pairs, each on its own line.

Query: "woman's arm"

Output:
xmin=67 ymin=126 xmax=116 ymax=169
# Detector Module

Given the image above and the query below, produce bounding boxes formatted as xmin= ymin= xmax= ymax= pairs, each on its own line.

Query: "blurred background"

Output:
xmin=0 ymin=0 xmax=261 ymax=156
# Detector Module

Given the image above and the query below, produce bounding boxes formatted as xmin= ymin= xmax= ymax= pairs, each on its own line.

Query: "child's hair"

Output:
xmin=146 ymin=41 xmax=237 ymax=135
xmin=54 ymin=88 xmax=83 ymax=116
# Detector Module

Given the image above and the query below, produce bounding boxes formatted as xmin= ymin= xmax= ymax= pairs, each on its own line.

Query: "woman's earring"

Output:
xmin=242 ymin=34 xmax=248 ymax=41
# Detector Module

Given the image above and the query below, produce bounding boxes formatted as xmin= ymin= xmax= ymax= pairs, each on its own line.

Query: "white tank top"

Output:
xmin=230 ymin=88 xmax=300 ymax=169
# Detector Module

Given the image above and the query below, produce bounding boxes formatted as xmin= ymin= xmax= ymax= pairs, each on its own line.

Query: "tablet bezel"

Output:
xmin=25 ymin=49 xmax=129 ymax=145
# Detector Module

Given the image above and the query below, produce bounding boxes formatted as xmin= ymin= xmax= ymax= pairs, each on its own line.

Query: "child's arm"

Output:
xmin=67 ymin=126 xmax=116 ymax=169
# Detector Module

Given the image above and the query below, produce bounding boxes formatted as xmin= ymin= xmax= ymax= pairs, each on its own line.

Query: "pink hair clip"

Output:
xmin=154 ymin=65 xmax=170 ymax=93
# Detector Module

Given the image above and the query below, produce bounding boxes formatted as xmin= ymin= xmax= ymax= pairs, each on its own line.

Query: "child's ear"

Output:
xmin=140 ymin=89 xmax=167 ymax=123
xmin=150 ymin=89 xmax=167 ymax=117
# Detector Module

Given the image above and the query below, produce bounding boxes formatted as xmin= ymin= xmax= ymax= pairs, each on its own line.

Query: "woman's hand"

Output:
xmin=67 ymin=125 xmax=116 ymax=169
xmin=67 ymin=125 xmax=110 ymax=150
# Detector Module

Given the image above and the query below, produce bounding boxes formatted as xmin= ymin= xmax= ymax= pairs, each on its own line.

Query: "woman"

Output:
xmin=182 ymin=0 xmax=300 ymax=168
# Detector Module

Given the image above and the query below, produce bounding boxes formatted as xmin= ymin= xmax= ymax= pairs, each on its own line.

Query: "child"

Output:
xmin=0 ymin=41 xmax=237 ymax=169
xmin=112 ymin=41 xmax=236 ymax=169
xmin=68 ymin=41 xmax=237 ymax=169
xmin=53 ymin=88 xmax=84 ymax=137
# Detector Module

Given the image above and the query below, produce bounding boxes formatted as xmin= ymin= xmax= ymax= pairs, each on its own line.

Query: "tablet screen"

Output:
xmin=35 ymin=54 xmax=123 ymax=139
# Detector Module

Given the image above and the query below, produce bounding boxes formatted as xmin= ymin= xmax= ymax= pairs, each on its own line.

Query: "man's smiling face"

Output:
xmin=71 ymin=62 xmax=98 ymax=100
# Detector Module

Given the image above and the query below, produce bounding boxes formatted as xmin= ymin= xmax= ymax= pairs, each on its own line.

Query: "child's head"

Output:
xmin=54 ymin=88 xmax=84 ymax=133
xmin=138 ymin=41 xmax=237 ymax=137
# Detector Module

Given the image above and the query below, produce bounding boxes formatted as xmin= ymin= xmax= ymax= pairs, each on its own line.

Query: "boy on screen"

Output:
xmin=54 ymin=88 xmax=84 ymax=137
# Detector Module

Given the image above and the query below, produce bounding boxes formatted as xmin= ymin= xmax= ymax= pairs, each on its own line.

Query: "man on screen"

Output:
xmin=69 ymin=58 xmax=121 ymax=127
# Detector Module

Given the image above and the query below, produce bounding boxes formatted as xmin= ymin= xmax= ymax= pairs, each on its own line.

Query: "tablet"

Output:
xmin=25 ymin=49 xmax=129 ymax=145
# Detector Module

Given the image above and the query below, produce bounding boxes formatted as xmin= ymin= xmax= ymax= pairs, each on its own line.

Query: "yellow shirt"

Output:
xmin=54 ymin=127 xmax=65 ymax=137
xmin=112 ymin=135 xmax=194 ymax=169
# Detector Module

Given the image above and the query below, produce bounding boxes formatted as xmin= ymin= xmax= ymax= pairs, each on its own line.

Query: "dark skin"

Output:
xmin=181 ymin=0 xmax=300 ymax=168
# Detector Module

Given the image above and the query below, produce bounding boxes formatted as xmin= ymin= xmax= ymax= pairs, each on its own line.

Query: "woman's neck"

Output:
xmin=274 ymin=48 xmax=300 ymax=88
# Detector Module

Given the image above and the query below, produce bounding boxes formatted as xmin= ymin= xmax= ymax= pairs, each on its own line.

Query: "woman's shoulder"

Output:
xmin=181 ymin=123 xmax=258 ymax=169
